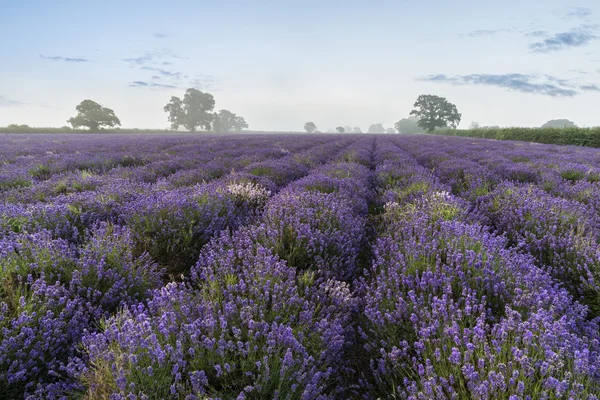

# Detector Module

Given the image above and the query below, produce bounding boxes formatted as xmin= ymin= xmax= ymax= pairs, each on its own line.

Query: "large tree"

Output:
xmin=542 ymin=119 xmax=577 ymax=128
xmin=367 ymin=123 xmax=386 ymax=133
xmin=67 ymin=100 xmax=121 ymax=131
xmin=410 ymin=94 xmax=461 ymax=133
xmin=164 ymin=88 xmax=215 ymax=132
xmin=304 ymin=121 xmax=317 ymax=133
xmin=394 ymin=116 xmax=424 ymax=134
xmin=336 ymin=126 xmax=345 ymax=133
xmin=213 ymin=109 xmax=249 ymax=132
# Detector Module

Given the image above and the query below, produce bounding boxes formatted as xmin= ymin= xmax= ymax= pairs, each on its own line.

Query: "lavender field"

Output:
xmin=1 ymin=133 xmax=600 ymax=399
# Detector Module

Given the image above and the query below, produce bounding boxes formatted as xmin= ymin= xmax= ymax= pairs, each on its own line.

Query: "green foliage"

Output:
xmin=410 ymin=94 xmax=461 ymax=133
xmin=67 ymin=100 xmax=121 ymax=131
xmin=335 ymin=126 xmax=345 ymax=133
xmin=164 ymin=88 xmax=216 ymax=132
xmin=367 ymin=123 xmax=385 ymax=134
xmin=394 ymin=116 xmax=424 ymax=134
xmin=541 ymin=119 xmax=577 ymax=128
xmin=433 ymin=126 xmax=600 ymax=148
xmin=303 ymin=122 xmax=317 ymax=133
xmin=213 ymin=109 xmax=249 ymax=132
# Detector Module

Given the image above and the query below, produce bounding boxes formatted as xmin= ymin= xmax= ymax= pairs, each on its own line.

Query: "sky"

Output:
xmin=0 ymin=0 xmax=599 ymax=131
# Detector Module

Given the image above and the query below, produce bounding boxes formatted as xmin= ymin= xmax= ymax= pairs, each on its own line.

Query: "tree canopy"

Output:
xmin=67 ymin=100 xmax=121 ymax=131
xmin=394 ymin=116 xmax=424 ymax=134
xmin=304 ymin=122 xmax=317 ymax=133
xmin=164 ymin=89 xmax=216 ymax=132
xmin=541 ymin=119 xmax=577 ymax=128
xmin=410 ymin=94 xmax=461 ymax=133
xmin=336 ymin=126 xmax=345 ymax=133
xmin=367 ymin=123 xmax=386 ymax=134
xmin=213 ymin=109 xmax=249 ymax=132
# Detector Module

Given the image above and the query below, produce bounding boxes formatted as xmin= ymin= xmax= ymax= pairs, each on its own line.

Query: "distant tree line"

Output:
xmin=307 ymin=94 xmax=463 ymax=134
xmin=54 ymin=89 xmax=249 ymax=133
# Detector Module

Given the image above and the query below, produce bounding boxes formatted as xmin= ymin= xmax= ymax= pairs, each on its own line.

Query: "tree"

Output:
xmin=352 ymin=127 xmax=362 ymax=133
xmin=344 ymin=126 xmax=352 ymax=134
xmin=336 ymin=126 xmax=345 ymax=133
xmin=368 ymin=123 xmax=385 ymax=133
xmin=304 ymin=122 xmax=317 ymax=133
xmin=164 ymin=88 xmax=215 ymax=132
xmin=164 ymin=96 xmax=185 ymax=130
xmin=542 ymin=119 xmax=577 ymax=128
xmin=386 ymin=127 xmax=396 ymax=134
xmin=469 ymin=121 xmax=481 ymax=130
xmin=394 ymin=116 xmax=424 ymax=134
xmin=213 ymin=109 xmax=249 ymax=132
xmin=67 ymin=100 xmax=121 ymax=131
xmin=410 ymin=94 xmax=461 ymax=133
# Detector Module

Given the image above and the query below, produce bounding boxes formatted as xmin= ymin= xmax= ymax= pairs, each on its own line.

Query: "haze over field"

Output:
xmin=1 ymin=0 xmax=599 ymax=130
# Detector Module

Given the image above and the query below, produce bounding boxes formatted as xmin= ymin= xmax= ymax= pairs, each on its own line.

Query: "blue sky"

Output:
xmin=1 ymin=0 xmax=599 ymax=130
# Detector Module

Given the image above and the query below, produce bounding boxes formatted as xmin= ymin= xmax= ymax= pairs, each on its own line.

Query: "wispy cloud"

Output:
xmin=0 ymin=95 xmax=24 ymax=107
xmin=189 ymin=74 xmax=222 ymax=90
xmin=419 ymin=73 xmax=584 ymax=97
xmin=123 ymin=49 xmax=184 ymax=66
xmin=129 ymin=81 xmax=178 ymax=89
xmin=581 ymin=84 xmax=600 ymax=91
xmin=526 ymin=30 xmax=548 ymax=37
xmin=40 ymin=54 xmax=90 ymax=62
xmin=566 ymin=7 xmax=592 ymax=19
xmin=153 ymin=32 xmax=168 ymax=38
xmin=463 ymin=29 xmax=507 ymax=38
xmin=141 ymin=66 xmax=183 ymax=79
xmin=529 ymin=25 xmax=597 ymax=52
xmin=569 ymin=69 xmax=589 ymax=75
xmin=123 ymin=55 xmax=153 ymax=65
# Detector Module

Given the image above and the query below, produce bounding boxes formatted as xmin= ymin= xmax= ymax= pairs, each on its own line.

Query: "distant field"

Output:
xmin=1 ymin=134 xmax=600 ymax=399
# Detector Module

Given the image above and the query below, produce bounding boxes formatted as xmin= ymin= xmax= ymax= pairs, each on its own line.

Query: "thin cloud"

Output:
xmin=529 ymin=25 xmax=597 ymax=52
xmin=141 ymin=66 xmax=183 ymax=79
xmin=40 ymin=54 xmax=90 ymax=63
xmin=189 ymin=74 xmax=222 ymax=90
xmin=419 ymin=73 xmax=581 ymax=97
xmin=463 ymin=29 xmax=507 ymax=38
xmin=0 ymin=95 xmax=24 ymax=107
xmin=581 ymin=84 xmax=600 ymax=91
xmin=526 ymin=30 xmax=548 ymax=37
xmin=123 ymin=55 xmax=153 ymax=65
xmin=123 ymin=49 xmax=183 ymax=66
xmin=129 ymin=81 xmax=178 ymax=89
xmin=566 ymin=7 xmax=592 ymax=19
xmin=153 ymin=32 xmax=168 ymax=38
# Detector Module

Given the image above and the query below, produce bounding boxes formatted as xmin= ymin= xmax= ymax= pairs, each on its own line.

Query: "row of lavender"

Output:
xmin=357 ymin=138 xmax=600 ymax=398
xmin=391 ymin=135 xmax=600 ymax=318
xmin=0 ymin=134 xmax=359 ymax=398
xmin=69 ymin=138 xmax=377 ymax=399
